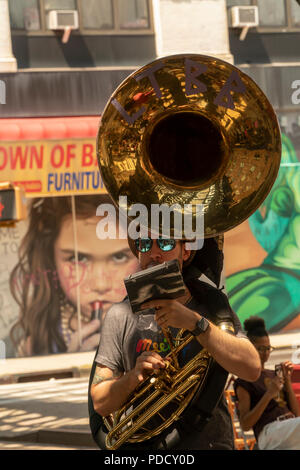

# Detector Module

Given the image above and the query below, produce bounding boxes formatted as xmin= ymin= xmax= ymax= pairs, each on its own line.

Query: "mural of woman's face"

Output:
xmin=54 ymin=215 xmax=138 ymax=319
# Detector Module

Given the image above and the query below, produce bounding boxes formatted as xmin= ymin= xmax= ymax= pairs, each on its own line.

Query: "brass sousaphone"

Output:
xmin=96 ymin=54 xmax=281 ymax=449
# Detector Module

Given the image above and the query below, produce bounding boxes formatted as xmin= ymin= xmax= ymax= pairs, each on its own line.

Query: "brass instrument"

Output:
xmin=96 ymin=54 xmax=281 ymax=450
xmin=104 ymin=330 xmax=212 ymax=450
xmin=97 ymin=54 xmax=281 ymax=238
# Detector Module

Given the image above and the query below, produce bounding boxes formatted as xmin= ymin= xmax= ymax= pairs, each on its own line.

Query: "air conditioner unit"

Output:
xmin=230 ymin=6 xmax=259 ymax=28
xmin=47 ymin=10 xmax=79 ymax=30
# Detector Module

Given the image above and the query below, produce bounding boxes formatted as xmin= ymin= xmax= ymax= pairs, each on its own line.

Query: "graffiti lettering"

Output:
xmin=11 ymin=262 xmax=89 ymax=296
xmin=135 ymin=61 xmax=164 ymax=99
xmin=214 ymin=70 xmax=246 ymax=110
xmin=0 ymin=227 xmax=21 ymax=242
xmin=0 ymin=241 xmax=19 ymax=255
xmin=185 ymin=58 xmax=207 ymax=96
xmin=111 ymin=98 xmax=146 ymax=126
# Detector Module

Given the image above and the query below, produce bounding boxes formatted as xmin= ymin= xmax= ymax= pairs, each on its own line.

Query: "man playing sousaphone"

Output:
xmin=90 ymin=233 xmax=261 ymax=450
xmin=89 ymin=52 xmax=281 ymax=450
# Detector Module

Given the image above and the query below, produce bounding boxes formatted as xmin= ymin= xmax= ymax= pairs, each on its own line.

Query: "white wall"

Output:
xmin=0 ymin=0 xmax=17 ymax=72
xmin=152 ymin=0 xmax=233 ymax=63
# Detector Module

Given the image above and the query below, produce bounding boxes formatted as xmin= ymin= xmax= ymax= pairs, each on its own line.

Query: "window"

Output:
xmin=9 ymin=0 xmax=41 ymax=30
xmin=257 ymin=0 xmax=286 ymax=26
xmin=44 ymin=0 xmax=76 ymax=10
xmin=227 ymin=0 xmax=251 ymax=6
xmin=291 ymin=0 xmax=300 ymax=27
xmin=9 ymin=0 xmax=153 ymax=33
xmin=226 ymin=0 xmax=300 ymax=31
xmin=117 ymin=0 xmax=149 ymax=29
xmin=81 ymin=0 xmax=113 ymax=30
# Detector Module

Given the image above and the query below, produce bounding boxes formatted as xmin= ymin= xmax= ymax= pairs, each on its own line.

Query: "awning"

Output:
xmin=0 ymin=116 xmax=105 ymax=197
xmin=0 ymin=116 xmax=100 ymax=141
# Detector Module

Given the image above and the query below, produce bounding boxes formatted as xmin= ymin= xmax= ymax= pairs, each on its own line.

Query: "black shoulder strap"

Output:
xmin=186 ymin=278 xmax=236 ymax=326
xmin=178 ymin=278 xmax=232 ymax=429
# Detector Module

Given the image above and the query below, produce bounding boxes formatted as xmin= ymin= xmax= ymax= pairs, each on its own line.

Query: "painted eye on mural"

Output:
xmin=66 ymin=252 xmax=89 ymax=264
xmin=110 ymin=250 xmax=131 ymax=264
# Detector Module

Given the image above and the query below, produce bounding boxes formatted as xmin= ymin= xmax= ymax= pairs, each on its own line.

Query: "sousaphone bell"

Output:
xmin=97 ymin=53 xmax=281 ymax=239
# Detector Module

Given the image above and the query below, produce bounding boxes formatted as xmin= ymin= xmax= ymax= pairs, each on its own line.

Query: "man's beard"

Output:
xmin=141 ymin=254 xmax=183 ymax=271
xmin=145 ymin=260 xmax=161 ymax=269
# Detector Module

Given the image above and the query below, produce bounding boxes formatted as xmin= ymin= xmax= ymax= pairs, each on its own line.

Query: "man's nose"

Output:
xmin=149 ymin=241 xmax=163 ymax=259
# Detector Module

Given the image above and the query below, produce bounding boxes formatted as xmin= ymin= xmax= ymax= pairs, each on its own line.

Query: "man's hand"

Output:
xmin=141 ymin=299 xmax=199 ymax=331
xmin=142 ymin=299 xmax=261 ymax=382
xmin=134 ymin=351 xmax=165 ymax=382
xmin=91 ymin=354 xmax=165 ymax=417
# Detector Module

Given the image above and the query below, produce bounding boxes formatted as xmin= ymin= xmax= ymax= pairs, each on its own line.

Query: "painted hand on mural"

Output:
xmin=226 ymin=133 xmax=300 ymax=332
xmin=67 ymin=319 xmax=101 ymax=353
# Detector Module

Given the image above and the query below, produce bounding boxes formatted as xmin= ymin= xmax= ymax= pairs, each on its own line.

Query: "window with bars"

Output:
xmin=227 ymin=0 xmax=300 ymax=30
xmin=8 ymin=0 xmax=152 ymax=33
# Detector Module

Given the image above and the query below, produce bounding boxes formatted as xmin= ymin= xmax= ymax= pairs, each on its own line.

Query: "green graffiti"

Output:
xmin=226 ymin=133 xmax=300 ymax=332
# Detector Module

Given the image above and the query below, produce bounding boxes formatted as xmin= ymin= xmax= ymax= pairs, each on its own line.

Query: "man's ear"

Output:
xmin=182 ymin=243 xmax=191 ymax=263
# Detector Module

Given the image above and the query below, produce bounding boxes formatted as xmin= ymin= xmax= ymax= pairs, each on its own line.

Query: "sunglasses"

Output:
xmin=134 ymin=237 xmax=177 ymax=253
xmin=256 ymin=346 xmax=274 ymax=353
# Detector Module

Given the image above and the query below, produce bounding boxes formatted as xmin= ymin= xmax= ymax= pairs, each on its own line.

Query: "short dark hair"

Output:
xmin=244 ymin=316 xmax=268 ymax=341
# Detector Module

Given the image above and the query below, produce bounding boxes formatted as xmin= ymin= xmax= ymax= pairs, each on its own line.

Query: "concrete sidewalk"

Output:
xmin=0 ymin=330 xmax=298 ymax=450
xmin=0 ymin=352 xmax=97 ymax=449
xmin=0 ymin=377 xmax=98 ymax=449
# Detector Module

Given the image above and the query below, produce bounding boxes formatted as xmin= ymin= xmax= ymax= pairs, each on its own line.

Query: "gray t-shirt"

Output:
xmin=96 ymin=292 xmax=247 ymax=450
